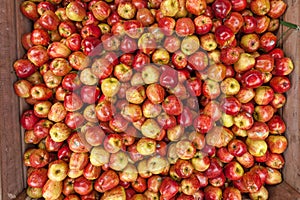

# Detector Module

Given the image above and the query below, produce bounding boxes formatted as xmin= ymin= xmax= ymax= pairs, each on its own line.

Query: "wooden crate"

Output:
xmin=0 ymin=0 xmax=299 ymax=199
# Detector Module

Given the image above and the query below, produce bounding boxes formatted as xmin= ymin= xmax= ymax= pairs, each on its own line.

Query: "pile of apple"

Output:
xmin=13 ymin=0 xmax=293 ymax=199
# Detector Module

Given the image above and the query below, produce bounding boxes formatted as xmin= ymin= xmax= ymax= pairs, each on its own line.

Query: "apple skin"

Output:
xmin=42 ymin=179 xmax=63 ymax=200
xmin=241 ymin=69 xmax=264 ymax=89
xmin=205 ymin=126 xmax=234 ymax=148
xmin=265 ymin=167 xmax=282 ymax=185
xmin=224 ymin=161 xmax=244 ymax=181
xmin=270 ymin=76 xmax=291 ymax=93
xmin=159 ymin=177 xmax=179 ymax=200
xmin=242 ymin=171 xmax=263 ymax=193
xmin=250 ymin=165 xmax=268 ymax=184
xmin=73 ymin=176 xmax=93 ymax=196
xmin=268 ymin=0 xmax=287 ymax=18
xmin=267 ymin=115 xmax=286 ymax=134
xmin=181 ymin=174 xmax=201 ymax=195
xmin=220 ymin=96 xmax=241 ymax=116
xmin=222 ymin=187 xmax=242 ymax=200
xmin=186 ymin=0 xmax=207 ymax=16
xmin=204 ymin=158 xmax=223 ymax=179
xmin=247 ymin=121 xmax=269 ymax=140
xmin=29 ymin=149 xmax=50 ymax=168
xmin=266 ymin=135 xmax=287 ymax=154
xmin=212 ymin=0 xmax=232 ymax=19
xmin=246 ymin=138 xmax=268 ymax=157
xmin=204 ymin=185 xmax=222 ymax=200
xmin=227 ymin=139 xmax=247 ymax=157
xmin=215 ymin=25 xmax=235 ymax=48
xmin=94 ymin=170 xmax=120 ymax=193
xmin=27 ymin=168 xmax=48 ymax=188
xmin=194 ymin=15 xmax=212 ymax=35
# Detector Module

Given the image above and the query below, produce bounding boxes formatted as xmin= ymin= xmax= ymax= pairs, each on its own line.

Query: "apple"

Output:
xmin=103 ymin=133 xmax=124 ymax=154
xmin=236 ymin=151 xmax=255 ymax=168
xmin=249 ymin=186 xmax=269 ymax=200
xmin=224 ymin=12 xmax=244 ymax=34
xmin=58 ymin=21 xmax=76 ymax=38
xmin=42 ymin=180 xmax=63 ymax=200
xmin=117 ymin=1 xmax=136 ymax=19
xmin=181 ymin=35 xmax=200 ymax=56
xmin=159 ymin=177 xmax=179 ymax=199
xmin=109 ymin=114 xmax=129 ymax=133
xmin=166 ymin=124 xmax=184 ymax=141
xmin=227 ymin=139 xmax=247 ymax=157
xmin=220 ymin=47 xmax=240 ymax=65
xmin=224 ymin=161 xmax=244 ymax=181
xmin=243 ymin=171 xmax=262 ymax=193
xmin=250 ymin=165 xmax=268 ymax=184
xmin=193 ymin=114 xmax=213 ymax=134
xmin=47 ymin=160 xmax=68 ymax=182
xmin=246 ymin=138 xmax=268 ymax=157
xmin=247 ymin=121 xmax=269 ymax=140
xmin=101 ymin=186 xmax=126 ymax=200
xmin=270 ymin=76 xmax=291 ymax=93
xmin=204 ymin=185 xmax=222 ymax=200
xmin=222 ymin=187 xmax=242 ymax=200
xmin=73 ymin=176 xmax=93 ymax=195
xmin=181 ymin=174 xmax=201 ymax=196
xmin=268 ymin=0 xmax=287 ymax=18
xmin=94 ymin=170 xmax=119 ymax=193
xmin=26 ymin=186 xmax=43 ymax=199
xmin=266 ymin=135 xmax=287 ymax=154
xmin=220 ymin=96 xmax=241 ymax=116
xmin=29 ymin=149 xmax=50 ymax=168
xmin=206 ymin=126 xmax=234 ymax=148
xmin=119 ymin=163 xmax=138 ymax=183
xmin=66 ymin=33 xmax=82 ymax=52
xmin=202 ymin=79 xmax=220 ymax=100
xmin=192 ymin=151 xmax=211 ymax=172
xmin=49 ymin=122 xmax=71 ymax=143
xmin=109 ymin=151 xmax=129 ymax=171
xmin=131 ymin=176 xmax=147 ymax=193
xmin=185 ymin=0 xmax=207 ymax=16
xmin=69 ymin=51 xmax=90 ymax=71
xmin=203 ymin=100 xmax=222 ymax=122
xmin=194 ymin=15 xmax=212 ymax=35
xmin=265 ymin=167 xmax=282 ymax=185
xmin=159 ymin=65 xmax=178 ymax=89
xmin=209 ymin=172 xmax=226 ymax=187
xmin=69 ymin=152 xmax=89 ymax=171
xmin=136 ymin=137 xmax=157 ymax=156
xmin=27 ymin=168 xmax=48 ymax=188
xmin=90 ymin=1 xmax=111 ymax=21
xmin=253 ymin=105 xmax=275 ymax=122
xmin=14 ymin=79 xmax=33 ymax=98
xmin=90 ymin=146 xmax=110 ymax=167
xmin=265 ymin=152 xmax=285 ymax=169
xmin=83 ymin=162 xmax=101 ymax=180
xmin=215 ymin=25 xmax=235 ymax=48
xmin=212 ymin=0 xmax=232 ymax=19
xmin=217 ymin=147 xmax=234 ymax=163
xmin=250 ymin=0 xmax=270 ymax=16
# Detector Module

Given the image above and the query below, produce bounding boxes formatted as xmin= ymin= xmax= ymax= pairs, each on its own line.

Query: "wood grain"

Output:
xmin=0 ymin=0 xmax=31 ymax=199
xmin=282 ymin=0 xmax=300 ymax=194
xmin=268 ymin=182 xmax=300 ymax=200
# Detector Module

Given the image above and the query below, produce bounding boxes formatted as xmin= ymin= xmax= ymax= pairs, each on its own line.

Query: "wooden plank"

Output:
xmin=0 ymin=0 xmax=31 ymax=199
xmin=15 ymin=0 xmax=33 ymax=190
xmin=268 ymin=182 xmax=300 ymax=200
xmin=282 ymin=0 xmax=300 ymax=194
